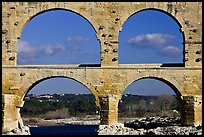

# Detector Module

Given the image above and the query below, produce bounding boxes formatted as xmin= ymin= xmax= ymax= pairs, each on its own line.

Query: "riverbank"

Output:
xmin=4 ymin=116 xmax=202 ymax=135
xmin=23 ymin=115 xmax=100 ymax=127
xmin=23 ymin=116 xmax=142 ymax=127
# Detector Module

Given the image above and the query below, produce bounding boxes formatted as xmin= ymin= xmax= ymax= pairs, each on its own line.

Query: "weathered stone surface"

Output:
xmin=98 ymin=117 xmax=202 ymax=135
xmin=2 ymin=2 xmax=202 ymax=133
xmin=2 ymin=126 xmax=31 ymax=135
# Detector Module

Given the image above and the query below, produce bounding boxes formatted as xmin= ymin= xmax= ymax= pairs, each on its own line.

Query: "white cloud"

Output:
xmin=157 ymin=46 xmax=182 ymax=56
xmin=18 ymin=40 xmax=38 ymax=54
xmin=40 ymin=44 xmax=66 ymax=56
xmin=66 ymin=36 xmax=89 ymax=52
xmin=67 ymin=36 xmax=89 ymax=44
xmin=127 ymin=33 xmax=175 ymax=48
xmin=17 ymin=40 xmax=67 ymax=64
xmin=17 ymin=40 xmax=39 ymax=64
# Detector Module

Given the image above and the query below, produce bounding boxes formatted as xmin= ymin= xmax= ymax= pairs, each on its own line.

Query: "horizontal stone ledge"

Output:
xmin=2 ymin=64 xmax=202 ymax=70
xmin=183 ymin=41 xmax=202 ymax=44
xmin=2 ymin=66 xmax=202 ymax=70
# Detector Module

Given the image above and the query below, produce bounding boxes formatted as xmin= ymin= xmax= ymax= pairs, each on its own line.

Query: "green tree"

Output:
xmin=156 ymin=94 xmax=174 ymax=112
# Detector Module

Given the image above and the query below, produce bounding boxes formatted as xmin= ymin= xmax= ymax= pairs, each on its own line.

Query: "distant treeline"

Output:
xmin=20 ymin=94 xmax=179 ymax=119
xmin=119 ymin=94 xmax=179 ymax=118
xmin=21 ymin=94 xmax=97 ymax=119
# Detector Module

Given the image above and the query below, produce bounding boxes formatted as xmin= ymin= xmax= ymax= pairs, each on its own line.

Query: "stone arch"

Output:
xmin=19 ymin=8 xmax=98 ymax=37
xmin=122 ymin=76 xmax=183 ymax=98
xmin=118 ymin=76 xmax=184 ymax=125
xmin=17 ymin=76 xmax=100 ymax=130
xmin=2 ymin=3 xmax=202 ymax=131
xmin=120 ymin=7 xmax=185 ymax=34
xmin=17 ymin=7 xmax=101 ymax=65
xmin=22 ymin=76 xmax=98 ymax=101
xmin=119 ymin=8 xmax=185 ymax=64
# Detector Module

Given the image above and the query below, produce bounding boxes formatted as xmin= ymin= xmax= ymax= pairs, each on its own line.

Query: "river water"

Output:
xmin=29 ymin=124 xmax=99 ymax=135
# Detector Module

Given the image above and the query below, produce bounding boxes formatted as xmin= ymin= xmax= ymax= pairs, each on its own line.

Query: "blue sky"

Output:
xmin=18 ymin=9 xmax=183 ymax=95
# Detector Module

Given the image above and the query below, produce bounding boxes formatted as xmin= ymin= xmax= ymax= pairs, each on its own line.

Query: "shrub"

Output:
xmin=44 ymin=108 xmax=70 ymax=120
xmin=29 ymin=118 xmax=39 ymax=123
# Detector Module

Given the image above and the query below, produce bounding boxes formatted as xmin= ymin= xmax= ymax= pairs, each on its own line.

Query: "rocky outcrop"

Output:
xmin=124 ymin=117 xmax=180 ymax=129
xmin=97 ymin=117 xmax=202 ymax=135
xmin=98 ymin=123 xmax=145 ymax=135
xmin=2 ymin=116 xmax=31 ymax=135
xmin=2 ymin=126 xmax=31 ymax=135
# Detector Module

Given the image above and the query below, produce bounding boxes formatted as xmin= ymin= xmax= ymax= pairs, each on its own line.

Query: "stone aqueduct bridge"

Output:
xmin=2 ymin=2 xmax=202 ymax=132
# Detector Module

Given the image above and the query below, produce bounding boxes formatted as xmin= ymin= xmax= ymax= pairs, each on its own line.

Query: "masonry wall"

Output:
xmin=2 ymin=2 xmax=202 ymax=133
xmin=2 ymin=65 xmax=202 ymax=128
xmin=2 ymin=2 xmax=202 ymax=67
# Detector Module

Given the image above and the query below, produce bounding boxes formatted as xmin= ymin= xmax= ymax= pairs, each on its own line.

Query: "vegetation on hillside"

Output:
xmin=20 ymin=93 xmax=179 ymax=120
xmin=119 ymin=94 xmax=179 ymax=118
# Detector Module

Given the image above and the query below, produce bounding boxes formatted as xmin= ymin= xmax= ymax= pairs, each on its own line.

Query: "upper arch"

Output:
xmin=120 ymin=7 xmax=185 ymax=33
xmin=119 ymin=8 xmax=185 ymax=64
xmin=122 ymin=8 xmax=183 ymax=32
xmin=18 ymin=7 xmax=98 ymax=40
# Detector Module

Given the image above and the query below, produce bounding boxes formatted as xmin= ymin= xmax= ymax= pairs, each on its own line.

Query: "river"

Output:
xmin=29 ymin=124 xmax=99 ymax=135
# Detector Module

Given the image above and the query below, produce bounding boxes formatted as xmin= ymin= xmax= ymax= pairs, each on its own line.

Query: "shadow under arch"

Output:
xmin=119 ymin=8 xmax=185 ymax=66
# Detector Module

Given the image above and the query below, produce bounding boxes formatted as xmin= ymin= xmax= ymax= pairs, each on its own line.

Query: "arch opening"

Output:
xmin=119 ymin=9 xmax=184 ymax=66
xmin=20 ymin=77 xmax=100 ymax=135
xmin=118 ymin=77 xmax=182 ymax=129
xmin=17 ymin=9 xmax=100 ymax=65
